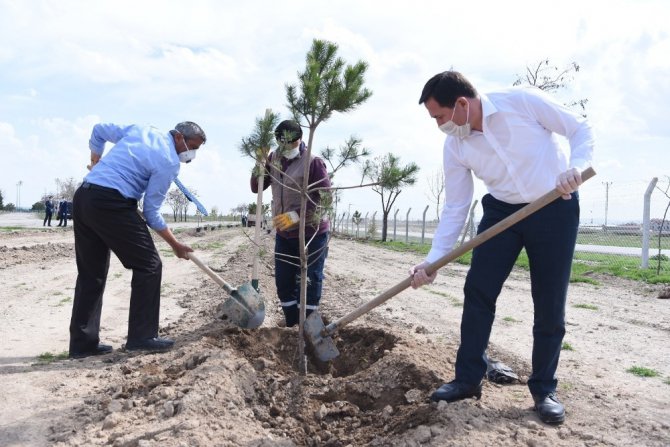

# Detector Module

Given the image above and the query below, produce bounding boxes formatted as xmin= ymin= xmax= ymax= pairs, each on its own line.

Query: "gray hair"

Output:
xmin=175 ymin=121 xmax=207 ymax=143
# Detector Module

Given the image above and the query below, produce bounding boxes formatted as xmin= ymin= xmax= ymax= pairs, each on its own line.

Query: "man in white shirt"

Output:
xmin=410 ymin=71 xmax=594 ymax=425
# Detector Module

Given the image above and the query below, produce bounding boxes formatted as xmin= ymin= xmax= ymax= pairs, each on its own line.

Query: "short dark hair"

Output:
xmin=418 ymin=71 xmax=477 ymax=107
xmin=175 ymin=121 xmax=207 ymax=143
xmin=274 ymin=120 xmax=303 ymax=143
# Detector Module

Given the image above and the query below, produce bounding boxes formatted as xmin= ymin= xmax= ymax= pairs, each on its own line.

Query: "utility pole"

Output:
xmin=16 ymin=180 xmax=22 ymax=210
xmin=602 ymin=181 xmax=613 ymax=229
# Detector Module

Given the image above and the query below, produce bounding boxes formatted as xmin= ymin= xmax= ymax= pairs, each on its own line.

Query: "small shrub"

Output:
xmin=561 ymin=342 xmax=574 ymax=351
xmin=503 ymin=316 xmax=519 ymax=323
xmin=36 ymin=351 xmax=69 ymax=364
xmin=627 ymin=366 xmax=659 ymax=377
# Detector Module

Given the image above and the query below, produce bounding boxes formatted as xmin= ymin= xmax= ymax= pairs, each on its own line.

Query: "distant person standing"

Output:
xmin=43 ymin=196 xmax=54 ymax=227
xmin=68 ymin=121 xmax=206 ymax=359
xmin=56 ymin=199 xmax=68 ymax=227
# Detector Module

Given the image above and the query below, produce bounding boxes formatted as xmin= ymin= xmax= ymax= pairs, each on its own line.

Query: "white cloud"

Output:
xmin=0 ymin=0 xmax=667 ymax=224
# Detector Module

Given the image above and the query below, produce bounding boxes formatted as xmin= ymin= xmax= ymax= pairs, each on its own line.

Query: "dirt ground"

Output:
xmin=1 ymin=220 xmax=669 ymax=447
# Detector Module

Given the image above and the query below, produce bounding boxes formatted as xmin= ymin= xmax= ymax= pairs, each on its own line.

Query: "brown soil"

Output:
xmin=0 ymin=225 xmax=669 ymax=446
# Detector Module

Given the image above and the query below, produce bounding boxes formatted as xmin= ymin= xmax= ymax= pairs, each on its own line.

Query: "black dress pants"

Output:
xmin=69 ymin=183 xmax=162 ymax=352
xmin=454 ymin=192 xmax=579 ymax=397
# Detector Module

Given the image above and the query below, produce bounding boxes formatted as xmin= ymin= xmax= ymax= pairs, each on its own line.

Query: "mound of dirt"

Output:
xmin=1 ymin=226 xmax=669 ymax=446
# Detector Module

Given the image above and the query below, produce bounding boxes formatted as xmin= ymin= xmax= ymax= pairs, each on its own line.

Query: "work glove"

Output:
xmin=273 ymin=211 xmax=300 ymax=231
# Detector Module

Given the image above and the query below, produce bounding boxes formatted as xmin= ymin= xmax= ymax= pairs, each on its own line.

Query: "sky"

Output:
xmin=1 ymin=0 xmax=668 ymax=224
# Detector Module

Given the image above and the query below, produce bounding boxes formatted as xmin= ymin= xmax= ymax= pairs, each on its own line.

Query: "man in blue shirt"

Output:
xmin=68 ymin=121 xmax=206 ymax=359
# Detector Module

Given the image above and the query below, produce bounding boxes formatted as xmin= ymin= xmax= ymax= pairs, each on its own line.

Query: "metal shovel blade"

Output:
xmin=304 ymin=311 xmax=339 ymax=361
xmin=218 ymin=282 xmax=265 ymax=329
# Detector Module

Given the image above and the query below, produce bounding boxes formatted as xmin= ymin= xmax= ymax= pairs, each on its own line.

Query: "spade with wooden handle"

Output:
xmin=305 ymin=167 xmax=596 ymax=361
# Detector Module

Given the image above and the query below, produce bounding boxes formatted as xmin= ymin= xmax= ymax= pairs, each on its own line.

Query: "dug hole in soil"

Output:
xmin=0 ymin=224 xmax=669 ymax=447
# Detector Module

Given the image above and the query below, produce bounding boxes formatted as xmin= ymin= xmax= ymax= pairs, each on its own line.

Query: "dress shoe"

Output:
xmin=533 ymin=392 xmax=565 ymax=425
xmin=430 ymin=380 xmax=482 ymax=403
xmin=69 ymin=343 xmax=113 ymax=359
xmin=125 ymin=337 xmax=174 ymax=353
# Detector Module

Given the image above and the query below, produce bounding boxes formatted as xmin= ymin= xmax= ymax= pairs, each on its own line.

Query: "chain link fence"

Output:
xmin=334 ymin=177 xmax=670 ymax=275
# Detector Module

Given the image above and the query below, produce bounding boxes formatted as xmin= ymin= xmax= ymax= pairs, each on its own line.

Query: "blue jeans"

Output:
xmin=274 ymin=232 xmax=329 ymax=327
xmin=455 ymin=193 xmax=579 ymax=397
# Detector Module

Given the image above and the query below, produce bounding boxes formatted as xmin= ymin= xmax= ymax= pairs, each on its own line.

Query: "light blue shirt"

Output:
xmin=85 ymin=123 xmax=180 ymax=231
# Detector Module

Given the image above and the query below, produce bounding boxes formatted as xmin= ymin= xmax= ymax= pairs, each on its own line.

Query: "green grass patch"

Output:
xmin=57 ymin=297 xmax=72 ymax=306
xmin=36 ymin=351 xmax=69 ymax=364
xmin=0 ymin=226 xmax=26 ymax=231
xmin=561 ymin=342 xmax=574 ymax=351
xmin=559 ymin=381 xmax=574 ymax=391
xmin=572 ymin=303 xmax=598 ymax=310
xmin=425 ymin=288 xmax=462 ymax=307
xmin=502 ymin=316 xmax=520 ymax=323
xmin=627 ymin=366 xmax=659 ymax=378
xmin=664 ymin=377 xmax=670 ymax=385
xmin=348 ymin=235 xmax=670 ymax=284
xmin=578 ymin=232 xmax=670 ymax=249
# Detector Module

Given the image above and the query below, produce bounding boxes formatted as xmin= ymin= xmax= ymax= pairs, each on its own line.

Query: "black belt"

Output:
xmin=81 ymin=182 xmax=119 ymax=193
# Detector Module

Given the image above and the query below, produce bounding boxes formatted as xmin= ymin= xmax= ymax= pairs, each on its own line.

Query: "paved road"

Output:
xmin=0 ymin=212 xmax=239 ymax=230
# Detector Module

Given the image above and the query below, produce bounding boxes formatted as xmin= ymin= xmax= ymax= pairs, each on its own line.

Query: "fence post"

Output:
xmin=393 ymin=208 xmax=399 ymax=241
xmin=339 ymin=212 xmax=346 ymax=233
xmin=364 ymin=211 xmax=369 ymax=236
xmin=642 ymin=177 xmax=658 ymax=268
xmin=405 ymin=208 xmax=412 ymax=244
xmin=421 ymin=205 xmax=429 ymax=245
xmin=371 ymin=211 xmax=377 ymax=240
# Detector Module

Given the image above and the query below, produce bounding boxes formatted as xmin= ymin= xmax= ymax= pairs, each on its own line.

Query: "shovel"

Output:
xmin=305 ymin=167 xmax=596 ymax=361
xmin=188 ymin=252 xmax=265 ymax=329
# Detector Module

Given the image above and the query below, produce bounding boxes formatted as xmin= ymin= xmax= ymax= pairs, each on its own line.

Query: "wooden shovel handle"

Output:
xmin=188 ymin=252 xmax=235 ymax=294
xmin=326 ymin=167 xmax=596 ymax=334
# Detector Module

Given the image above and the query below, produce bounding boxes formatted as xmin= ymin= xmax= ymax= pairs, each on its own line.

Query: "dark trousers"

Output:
xmin=43 ymin=211 xmax=52 ymax=226
xmin=274 ymin=232 xmax=328 ymax=327
xmin=455 ymin=193 xmax=579 ymax=397
xmin=57 ymin=214 xmax=67 ymax=226
xmin=69 ymin=184 xmax=162 ymax=353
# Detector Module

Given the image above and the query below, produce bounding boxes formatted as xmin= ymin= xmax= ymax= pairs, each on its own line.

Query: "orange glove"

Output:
xmin=273 ymin=211 xmax=300 ymax=231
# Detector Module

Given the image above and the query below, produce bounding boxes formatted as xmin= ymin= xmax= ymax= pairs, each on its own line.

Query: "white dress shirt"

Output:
xmin=425 ymin=86 xmax=594 ymax=263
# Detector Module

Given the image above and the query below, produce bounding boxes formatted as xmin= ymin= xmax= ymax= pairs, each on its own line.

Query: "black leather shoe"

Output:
xmin=533 ymin=392 xmax=565 ymax=425
xmin=69 ymin=343 xmax=113 ymax=359
xmin=125 ymin=337 xmax=174 ymax=353
xmin=430 ymin=380 xmax=482 ymax=403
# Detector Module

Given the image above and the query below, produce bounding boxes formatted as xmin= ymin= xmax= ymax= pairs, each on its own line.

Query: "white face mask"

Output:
xmin=439 ymin=99 xmax=471 ymax=138
xmin=178 ymin=145 xmax=196 ymax=163
xmin=284 ymin=147 xmax=300 ymax=159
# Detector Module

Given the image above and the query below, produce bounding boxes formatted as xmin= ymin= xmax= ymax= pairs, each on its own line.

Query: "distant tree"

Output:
xmin=513 ymin=58 xmax=588 ymax=116
xmin=321 ymin=136 xmax=371 ymax=218
xmin=0 ymin=189 xmax=4 ymax=209
xmin=55 ymin=177 xmax=79 ymax=201
xmin=4 ymin=203 xmax=16 ymax=211
xmin=364 ymin=153 xmax=420 ymax=242
xmin=31 ymin=201 xmax=46 ymax=212
xmin=352 ymin=210 xmax=362 ymax=237
xmin=231 ymin=203 xmax=248 ymax=218
xmin=165 ymin=188 xmax=190 ymax=222
xmin=426 ymin=167 xmax=445 ymax=222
